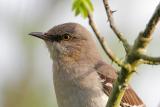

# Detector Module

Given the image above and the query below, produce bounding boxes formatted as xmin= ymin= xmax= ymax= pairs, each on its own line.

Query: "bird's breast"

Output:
xmin=52 ymin=62 xmax=108 ymax=107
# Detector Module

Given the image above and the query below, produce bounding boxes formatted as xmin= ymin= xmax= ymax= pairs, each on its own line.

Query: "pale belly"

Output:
xmin=54 ymin=84 xmax=108 ymax=107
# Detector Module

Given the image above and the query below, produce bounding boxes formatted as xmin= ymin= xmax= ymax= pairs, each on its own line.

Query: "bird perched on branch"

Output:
xmin=29 ymin=23 xmax=145 ymax=107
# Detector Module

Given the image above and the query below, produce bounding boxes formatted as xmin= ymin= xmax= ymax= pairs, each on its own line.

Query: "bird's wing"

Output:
xmin=94 ymin=60 xmax=145 ymax=107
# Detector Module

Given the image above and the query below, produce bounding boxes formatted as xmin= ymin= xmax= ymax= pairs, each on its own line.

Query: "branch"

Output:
xmin=143 ymin=3 xmax=160 ymax=38
xmin=103 ymin=0 xmax=131 ymax=53
xmin=88 ymin=13 xmax=125 ymax=68
xmin=105 ymin=2 xmax=160 ymax=107
xmin=133 ymin=2 xmax=160 ymax=51
xmin=132 ymin=2 xmax=160 ymax=58
xmin=140 ymin=54 xmax=160 ymax=65
xmin=132 ymin=2 xmax=160 ymax=52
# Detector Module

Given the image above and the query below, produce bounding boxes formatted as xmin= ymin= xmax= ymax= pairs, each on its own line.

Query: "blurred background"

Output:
xmin=0 ymin=0 xmax=160 ymax=107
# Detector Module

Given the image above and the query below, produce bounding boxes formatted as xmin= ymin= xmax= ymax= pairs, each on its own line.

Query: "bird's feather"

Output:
xmin=94 ymin=60 xmax=145 ymax=107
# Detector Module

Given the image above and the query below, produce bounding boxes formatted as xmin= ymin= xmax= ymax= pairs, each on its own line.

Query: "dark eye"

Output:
xmin=63 ymin=34 xmax=71 ymax=41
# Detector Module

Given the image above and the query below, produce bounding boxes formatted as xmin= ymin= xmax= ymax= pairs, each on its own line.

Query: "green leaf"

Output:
xmin=82 ymin=0 xmax=94 ymax=12
xmin=72 ymin=0 xmax=80 ymax=11
xmin=72 ymin=0 xmax=94 ymax=19
xmin=79 ymin=4 xmax=88 ymax=18
xmin=75 ymin=8 xmax=80 ymax=16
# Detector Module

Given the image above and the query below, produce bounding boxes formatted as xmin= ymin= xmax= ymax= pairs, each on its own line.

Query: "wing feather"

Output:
xmin=95 ymin=60 xmax=145 ymax=107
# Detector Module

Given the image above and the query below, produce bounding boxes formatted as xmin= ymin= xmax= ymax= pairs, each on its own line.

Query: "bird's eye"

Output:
xmin=63 ymin=34 xmax=71 ymax=41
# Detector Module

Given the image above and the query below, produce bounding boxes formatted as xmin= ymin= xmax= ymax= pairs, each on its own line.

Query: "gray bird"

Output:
xmin=29 ymin=23 xmax=145 ymax=107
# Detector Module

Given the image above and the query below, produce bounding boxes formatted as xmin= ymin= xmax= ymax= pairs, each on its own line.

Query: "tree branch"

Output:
xmin=140 ymin=54 xmax=160 ymax=65
xmin=103 ymin=0 xmax=131 ymax=53
xmin=143 ymin=3 xmax=160 ymax=38
xmin=105 ymin=2 xmax=160 ymax=107
xmin=132 ymin=2 xmax=160 ymax=53
xmin=88 ymin=13 xmax=125 ymax=68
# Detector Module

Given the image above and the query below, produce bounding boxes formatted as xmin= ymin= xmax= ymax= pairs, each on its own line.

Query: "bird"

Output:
xmin=29 ymin=23 xmax=145 ymax=107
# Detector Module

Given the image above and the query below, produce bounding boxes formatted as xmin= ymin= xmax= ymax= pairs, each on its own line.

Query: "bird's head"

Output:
xmin=29 ymin=23 xmax=100 ymax=63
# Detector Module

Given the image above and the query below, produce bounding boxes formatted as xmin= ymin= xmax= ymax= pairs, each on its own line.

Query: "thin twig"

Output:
xmin=140 ymin=54 xmax=160 ymax=65
xmin=88 ymin=13 xmax=125 ymax=68
xmin=143 ymin=3 xmax=160 ymax=38
xmin=133 ymin=2 xmax=160 ymax=52
xmin=132 ymin=2 xmax=160 ymax=60
xmin=103 ymin=0 xmax=131 ymax=53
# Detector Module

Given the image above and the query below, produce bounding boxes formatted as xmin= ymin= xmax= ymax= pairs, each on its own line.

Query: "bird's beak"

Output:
xmin=29 ymin=32 xmax=48 ymax=40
